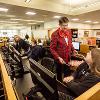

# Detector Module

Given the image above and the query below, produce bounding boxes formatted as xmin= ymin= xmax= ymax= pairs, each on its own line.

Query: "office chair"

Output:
xmin=41 ymin=57 xmax=56 ymax=73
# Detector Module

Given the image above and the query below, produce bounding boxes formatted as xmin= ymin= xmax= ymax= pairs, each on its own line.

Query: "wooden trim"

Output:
xmin=0 ymin=54 xmax=17 ymax=100
xmin=75 ymin=82 xmax=100 ymax=100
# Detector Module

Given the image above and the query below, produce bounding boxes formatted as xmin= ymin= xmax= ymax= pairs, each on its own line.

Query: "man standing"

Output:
xmin=50 ymin=17 xmax=76 ymax=81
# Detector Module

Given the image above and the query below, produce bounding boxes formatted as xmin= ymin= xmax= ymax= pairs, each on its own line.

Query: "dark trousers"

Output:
xmin=55 ymin=61 xmax=72 ymax=82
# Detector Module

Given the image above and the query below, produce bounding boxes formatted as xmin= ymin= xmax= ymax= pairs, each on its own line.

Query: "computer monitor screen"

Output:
xmin=29 ymin=58 xmax=59 ymax=100
xmin=12 ymin=47 xmax=24 ymax=73
xmin=72 ymin=42 xmax=80 ymax=51
xmin=12 ymin=47 xmax=21 ymax=62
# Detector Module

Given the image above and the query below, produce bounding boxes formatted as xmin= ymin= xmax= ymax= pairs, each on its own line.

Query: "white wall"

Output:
xmin=44 ymin=20 xmax=92 ymax=29
xmin=1 ymin=20 xmax=100 ymax=40
xmin=91 ymin=24 xmax=100 ymax=38
xmin=69 ymin=22 xmax=92 ymax=29
xmin=78 ymin=30 xmax=95 ymax=37
xmin=44 ymin=20 xmax=59 ymax=29
xmin=33 ymin=29 xmax=48 ymax=39
xmin=19 ymin=27 xmax=31 ymax=39
xmin=92 ymin=24 xmax=100 ymax=29
xmin=44 ymin=20 xmax=100 ymax=38
xmin=44 ymin=20 xmax=93 ymax=38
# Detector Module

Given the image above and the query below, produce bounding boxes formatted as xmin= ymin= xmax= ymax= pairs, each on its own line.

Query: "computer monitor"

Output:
xmin=72 ymin=42 xmax=80 ymax=51
xmin=29 ymin=58 xmax=59 ymax=100
xmin=9 ymin=46 xmax=24 ymax=76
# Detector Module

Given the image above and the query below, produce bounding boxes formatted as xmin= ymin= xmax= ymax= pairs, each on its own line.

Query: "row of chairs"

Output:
xmin=1 ymin=46 xmax=25 ymax=80
xmin=0 ymin=73 xmax=7 ymax=100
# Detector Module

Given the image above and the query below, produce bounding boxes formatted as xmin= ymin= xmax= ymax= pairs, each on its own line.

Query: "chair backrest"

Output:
xmin=43 ymin=46 xmax=53 ymax=58
xmin=41 ymin=57 xmax=55 ymax=73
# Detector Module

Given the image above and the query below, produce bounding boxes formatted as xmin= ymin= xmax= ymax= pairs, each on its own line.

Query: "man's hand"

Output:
xmin=69 ymin=60 xmax=84 ymax=67
xmin=63 ymin=76 xmax=74 ymax=83
xmin=58 ymin=57 xmax=66 ymax=64
xmin=73 ymin=50 xmax=78 ymax=56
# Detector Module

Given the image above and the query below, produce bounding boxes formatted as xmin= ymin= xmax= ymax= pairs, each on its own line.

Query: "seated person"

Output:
xmin=38 ymin=38 xmax=43 ymax=45
xmin=24 ymin=34 xmax=30 ymax=44
xmin=13 ymin=35 xmax=30 ymax=54
xmin=63 ymin=48 xmax=100 ymax=97
xmin=29 ymin=40 xmax=45 ymax=61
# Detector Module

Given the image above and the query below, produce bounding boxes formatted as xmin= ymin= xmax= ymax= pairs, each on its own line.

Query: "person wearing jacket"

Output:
xmin=50 ymin=17 xmax=76 ymax=81
xmin=14 ymin=35 xmax=30 ymax=54
xmin=63 ymin=48 xmax=100 ymax=97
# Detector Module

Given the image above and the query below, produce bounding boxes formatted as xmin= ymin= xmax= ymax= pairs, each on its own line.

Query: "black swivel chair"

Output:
xmin=41 ymin=57 xmax=56 ymax=73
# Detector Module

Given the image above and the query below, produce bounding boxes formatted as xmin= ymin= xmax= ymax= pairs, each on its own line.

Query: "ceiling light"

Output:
xmin=25 ymin=0 xmax=31 ymax=3
xmin=3 ymin=14 xmax=15 ymax=17
xmin=28 ymin=23 xmax=36 ymax=24
xmin=0 ymin=21 xmax=18 ymax=24
xmin=93 ymin=21 xmax=99 ymax=24
xmin=54 ymin=16 xmax=61 ymax=19
xmin=0 ymin=8 xmax=8 ymax=12
xmin=0 ymin=21 xmax=11 ymax=23
xmin=26 ymin=12 xmax=36 ymax=15
xmin=85 ymin=20 xmax=91 ymax=23
xmin=10 ymin=18 xmax=22 ymax=20
xmin=37 ymin=21 xmax=44 ymax=22
xmin=71 ymin=18 xmax=79 ymax=21
xmin=23 ymin=20 xmax=35 ymax=22
xmin=64 ymin=0 xmax=84 ymax=5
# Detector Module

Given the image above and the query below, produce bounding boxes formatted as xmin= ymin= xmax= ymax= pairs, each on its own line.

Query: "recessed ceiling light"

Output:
xmin=26 ymin=12 xmax=36 ymax=15
xmin=28 ymin=23 xmax=36 ymax=24
xmin=10 ymin=18 xmax=22 ymax=20
xmin=4 ymin=14 xmax=16 ymax=17
xmin=53 ymin=16 xmax=61 ymax=19
xmin=85 ymin=20 xmax=91 ymax=23
xmin=25 ymin=0 xmax=31 ymax=3
xmin=0 ymin=21 xmax=10 ymax=23
xmin=23 ymin=20 xmax=35 ymax=22
xmin=71 ymin=18 xmax=79 ymax=21
xmin=93 ymin=21 xmax=99 ymax=24
xmin=0 ymin=21 xmax=18 ymax=24
xmin=0 ymin=8 xmax=8 ymax=12
xmin=37 ymin=21 xmax=44 ymax=22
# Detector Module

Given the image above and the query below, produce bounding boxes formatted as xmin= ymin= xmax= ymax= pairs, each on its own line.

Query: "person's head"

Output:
xmin=59 ymin=17 xmax=69 ymax=31
xmin=14 ymin=35 xmax=21 ymax=42
xmin=31 ymin=39 xmax=37 ymax=46
xmin=85 ymin=48 xmax=100 ymax=76
xmin=38 ymin=39 xmax=42 ymax=43
xmin=25 ymin=34 xmax=29 ymax=40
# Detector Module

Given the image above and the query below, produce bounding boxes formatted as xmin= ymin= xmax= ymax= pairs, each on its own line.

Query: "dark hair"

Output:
xmin=38 ymin=39 xmax=41 ymax=43
xmin=59 ymin=17 xmax=69 ymax=25
xmin=25 ymin=34 xmax=29 ymax=40
xmin=33 ymin=39 xmax=37 ymax=45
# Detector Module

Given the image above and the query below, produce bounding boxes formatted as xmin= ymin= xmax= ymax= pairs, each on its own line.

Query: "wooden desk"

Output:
xmin=75 ymin=82 xmax=100 ymax=100
xmin=0 ymin=54 xmax=17 ymax=100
